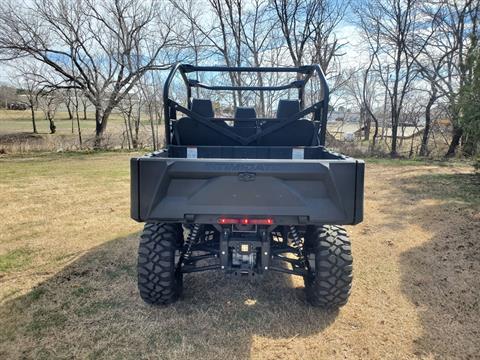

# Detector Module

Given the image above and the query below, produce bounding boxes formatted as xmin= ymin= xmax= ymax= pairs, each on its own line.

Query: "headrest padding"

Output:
xmin=191 ymin=99 xmax=214 ymax=118
xmin=276 ymin=100 xmax=300 ymax=119
xmin=234 ymin=107 xmax=257 ymax=119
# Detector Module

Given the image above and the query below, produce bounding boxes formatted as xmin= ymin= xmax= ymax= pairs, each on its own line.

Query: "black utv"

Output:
xmin=131 ymin=64 xmax=364 ymax=309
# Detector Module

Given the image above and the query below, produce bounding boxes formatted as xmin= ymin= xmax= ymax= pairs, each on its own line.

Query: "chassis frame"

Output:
xmin=177 ymin=224 xmax=313 ymax=278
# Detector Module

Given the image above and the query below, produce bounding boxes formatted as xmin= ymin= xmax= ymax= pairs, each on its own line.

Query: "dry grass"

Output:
xmin=0 ymin=153 xmax=479 ymax=359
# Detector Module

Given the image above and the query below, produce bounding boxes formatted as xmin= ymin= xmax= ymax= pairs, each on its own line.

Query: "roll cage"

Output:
xmin=162 ymin=64 xmax=330 ymax=147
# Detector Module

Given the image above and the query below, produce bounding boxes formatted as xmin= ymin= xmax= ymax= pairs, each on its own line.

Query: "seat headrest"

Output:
xmin=276 ymin=100 xmax=300 ymax=119
xmin=234 ymin=107 xmax=257 ymax=119
xmin=191 ymin=99 xmax=214 ymax=118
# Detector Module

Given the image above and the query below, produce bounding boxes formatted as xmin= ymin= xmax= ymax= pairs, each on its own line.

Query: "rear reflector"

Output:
xmin=187 ymin=147 xmax=198 ymax=159
xmin=292 ymin=148 xmax=304 ymax=159
xmin=218 ymin=218 xmax=274 ymax=225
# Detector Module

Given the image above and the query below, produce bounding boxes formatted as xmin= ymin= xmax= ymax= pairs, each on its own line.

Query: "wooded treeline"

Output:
xmin=0 ymin=0 xmax=478 ymax=157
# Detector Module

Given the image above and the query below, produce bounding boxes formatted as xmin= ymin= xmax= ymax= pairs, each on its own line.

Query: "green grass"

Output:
xmin=0 ymin=109 xmax=155 ymax=135
xmin=0 ymin=151 xmax=141 ymax=180
xmin=365 ymin=157 xmax=473 ymax=167
xmin=0 ymin=109 xmax=159 ymax=153
xmin=26 ymin=309 xmax=68 ymax=335
xmin=0 ymin=248 xmax=33 ymax=273
xmin=410 ymin=173 xmax=480 ymax=206
xmin=0 ymin=110 xmax=128 ymax=134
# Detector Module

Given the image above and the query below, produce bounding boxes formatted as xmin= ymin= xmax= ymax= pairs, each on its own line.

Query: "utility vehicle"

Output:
xmin=131 ymin=64 xmax=364 ymax=309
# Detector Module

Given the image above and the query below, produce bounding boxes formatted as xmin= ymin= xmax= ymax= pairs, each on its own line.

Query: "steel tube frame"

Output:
xmin=162 ymin=63 xmax=330 ymax=146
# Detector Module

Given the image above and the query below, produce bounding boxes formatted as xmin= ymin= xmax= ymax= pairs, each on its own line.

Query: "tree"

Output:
xmin=436 ymin=0 xmax=479 ymax=156
xmin=11 ymin=61 xmax=44 ymax=134
xmin=345 ymin=64 xmax=382 ymax=151
xmin=309 ymin=0 xmax=350 ymax=73
xmin=240 ymin=0 xmax=275 ymax=115
xmin=119 ymin=91 xmax=142 ymax=149
xmin=271 ymin=0 xmax=318 ymax=68
xmin=172 ymin=0 xmax=246 ymax=107
xmin=0 ymin=0 xmax=174 ymax=147
xmin=38 ymin=92 xmax=60 ymax=134
xmin=357 ymin=0 xmax=419 ymax=157
xmin=407 ymin=0 xmax=479 ymax=157
xmin=458 ymin=34 xmax=480 ymax=155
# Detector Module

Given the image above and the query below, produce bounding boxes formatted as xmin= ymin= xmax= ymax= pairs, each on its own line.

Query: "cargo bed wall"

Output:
xmin=131 ymin=157 xmax=364 ymax=225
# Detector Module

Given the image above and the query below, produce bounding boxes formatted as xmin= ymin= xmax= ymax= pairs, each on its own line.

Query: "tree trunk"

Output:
xmin=30 ymin=105 xmax=37 ymax=134
xmin=446 ymin=125 xmax=463 ymax=157
xmin=48 ymin=114 xmax=56 ymax=134
xmin=134 ymin=105 xmax=141 ymax=149
xmin=94 ymin=107 xmax=110 ymax=148
xmin=371 ymin=116 xmax=379 ymax=152
xmin=123 ymin=115 xmax=131 ymax=150
xmin=363 ymin=109 xmax=371 ymax=141
xmin=390 ymin=114 xmax=399 ymax=157
xmin=83 ymin=102 xmax=87 ymax=120
xmin=462 ymin=133 xmax=477 ymax=156
xmin=149 ymin=105 xmax=156 ymax=151
xmin=420 ymin=95 xmax=435 ymax=157
xmin=66 ymin=102 xmax=73 ymax=120
xmin=75 ymin=104 xmax=82 ymax=148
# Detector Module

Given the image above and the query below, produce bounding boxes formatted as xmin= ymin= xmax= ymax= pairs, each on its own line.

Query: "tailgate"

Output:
xmin=131 ymin=157 xmax=364 ymax=225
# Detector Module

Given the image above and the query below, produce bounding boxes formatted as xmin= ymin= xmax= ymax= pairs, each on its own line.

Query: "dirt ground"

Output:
xmin=0 ymin=153 xmax=478 ymax=359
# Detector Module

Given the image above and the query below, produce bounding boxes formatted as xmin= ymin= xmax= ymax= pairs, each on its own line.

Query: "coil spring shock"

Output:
xmin=290 ymin=225 xmax=308 ymax=269
xmin=184 ymin=224 xmax=201 ymax=261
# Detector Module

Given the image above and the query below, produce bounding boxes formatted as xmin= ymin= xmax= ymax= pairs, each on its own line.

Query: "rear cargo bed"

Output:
xmin=131 ymin=146 xmax=364 ymax=225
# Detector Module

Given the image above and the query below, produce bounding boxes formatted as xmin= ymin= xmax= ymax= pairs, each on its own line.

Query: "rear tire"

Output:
xmin=137 ymin=222 xmax=183 ymax=305
xmin=304 ymin=225 xmax=353 ymax=309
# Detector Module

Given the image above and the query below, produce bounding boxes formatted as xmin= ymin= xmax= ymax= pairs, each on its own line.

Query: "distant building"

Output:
xmin=328 ymin=111 xmax=361 ymax=124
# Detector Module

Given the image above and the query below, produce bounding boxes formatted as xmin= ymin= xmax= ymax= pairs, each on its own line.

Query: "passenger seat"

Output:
xmin=174 ymin=99 xmax=240 ymax=146
xmin=259 ymin=99 xmax=315 ymax=146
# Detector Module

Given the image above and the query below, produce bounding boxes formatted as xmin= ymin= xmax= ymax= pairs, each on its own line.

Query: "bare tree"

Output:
xmin=38 ymin=92 xmax=60 ymax=134
xmin=240 ymin=0 xmax=275 ymax=115
xmin=11 ymin=61 xmax=44 ymax=134
xmin=119 ymin=91 xmax=142 ymax=149
xmin=172 ymin=0 xmax=246 ymax=107
xmin=80 ymin=92 xmax=89 ymax=120
xmin=171 ymin=0 xmax=209 ymax=98
xmin=309 ymin=0 xmax=350 ymax=73
xmin=271 ymin=0 xmax=318 ymax=68
xmin=140 ymin=74 xmax=163 ymax=151
xmin=63 ymin=89 xmax=74 ymax=123
xmin=345 ymin=64 xmax=382 ymax=151
xmin=430 ymin=0 xmax=479 ymax=156
xmin=0 ymin=0 xmax=174 ymax=147
xmin=357 ymin=0 xmax=419 ymax=157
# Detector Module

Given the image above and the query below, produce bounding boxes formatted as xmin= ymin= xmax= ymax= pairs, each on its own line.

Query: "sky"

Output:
xmin=0 ymin=0 xmax=366 ymax=88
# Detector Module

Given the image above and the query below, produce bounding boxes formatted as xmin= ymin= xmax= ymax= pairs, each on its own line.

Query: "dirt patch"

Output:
xmin=0 ymin=155 xmax=478 ymax=359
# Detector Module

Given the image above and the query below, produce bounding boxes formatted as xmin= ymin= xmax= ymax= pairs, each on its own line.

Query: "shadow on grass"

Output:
xmin=0 ymin=232 xmax=338 ymax=359
xmin=396 ymin=172 xmax=480 ymax=358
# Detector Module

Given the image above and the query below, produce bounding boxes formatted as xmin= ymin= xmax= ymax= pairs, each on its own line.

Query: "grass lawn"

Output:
xmin=0 ymin=153 xmax=479 ymax=359
xmin=0 ymin=110 xmax=99 ymax=134
xmin=0 ymin=110 xmax=161 ymax=152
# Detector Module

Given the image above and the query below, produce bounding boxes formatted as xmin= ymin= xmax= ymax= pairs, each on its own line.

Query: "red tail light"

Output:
xmin=249 ymin=218 xmax=274 ymax=225
xmin=218 ymin=218 xmax=239 ymax=224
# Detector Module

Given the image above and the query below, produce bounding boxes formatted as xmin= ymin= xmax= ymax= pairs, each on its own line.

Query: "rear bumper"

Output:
xmin=131 ymin=156 xmax=364 ymax=225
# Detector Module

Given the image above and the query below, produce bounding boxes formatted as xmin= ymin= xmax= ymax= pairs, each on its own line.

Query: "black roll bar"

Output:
xmin=162 ymin=64 xmax=330 ymax=146
xmin=182 ymin=64 xmax=314 ymax=73
xmin=188 ymin=79 xmax=305 ymax=91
